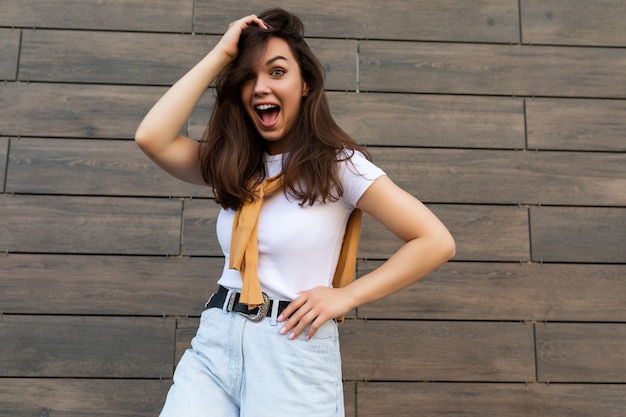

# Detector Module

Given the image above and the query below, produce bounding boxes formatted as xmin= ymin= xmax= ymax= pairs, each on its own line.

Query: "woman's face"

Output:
xmin=240 ymin=37 xmax=308 ymax=155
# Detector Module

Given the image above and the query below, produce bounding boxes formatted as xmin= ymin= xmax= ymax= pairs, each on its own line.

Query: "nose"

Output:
xmin=253 ymin=75 xmax=270 ymax=96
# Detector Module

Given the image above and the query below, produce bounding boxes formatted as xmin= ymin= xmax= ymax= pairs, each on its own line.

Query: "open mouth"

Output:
xmin=255 ymin=104 xmax=281 ymax=127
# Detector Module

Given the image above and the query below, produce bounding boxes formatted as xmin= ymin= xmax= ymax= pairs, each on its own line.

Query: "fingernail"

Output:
xmin=279 ymin=326 xmax=287 ymax=335
xmin=305 ymin=334 xmax=311 ymax=341
xmin=288 ymin=332 xmax=296 ymax=340
xmin=277 ymin=314 xmax=284 ymax=322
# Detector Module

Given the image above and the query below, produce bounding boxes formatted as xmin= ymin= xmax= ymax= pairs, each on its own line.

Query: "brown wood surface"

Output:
xmin=370 ymin=147 xmax=626 ymax=206
xmin=357 ymin=262 xmax=626 ymax=322
xmin=0 ymin=379 xmax=171 ymax=417
xmin=0 ymin=195 xmax=182 ymax=255
xmin=1 ymin=0 xmax=194 ymax=32
xmin=0 ymin=315 xmax=175 ymax=378
xmin=530 ymin=206 xmax=626 ymax=263
xmin=527 ymin=98 xmax=626 ymax=151
xmin=6 ymin=138 xmax=210 ymax=197
xmin=521 ymin=0 xmax=626 ymax=47
xmin=329 ymin=93 xmax=526 ymax=149
xmin=356 ymin=382 xmax=626 ymax=417
xmin=0 ymin=29 xmax=19 ymax=80
xmin=536 ymin=323 xmax=626 ymax=383
xmin=340 ymin=320 xmax=535 ymax=381
xmin=0 ymin=82 xmax=166 ymax=139
xmin=19 ymin=30 xmax=356 ymax=90
xmin=0 ymin=138 xmax=7 ymax=190
xmin=360 ymin=41 xmax=626 ymax=98
xmin=181 ymin=199 xmax=224 ymax=256
xmin=195 ymin=0 xmax=520 ymax=43
xmin=0 ymin=254 xmax=220 ymax=315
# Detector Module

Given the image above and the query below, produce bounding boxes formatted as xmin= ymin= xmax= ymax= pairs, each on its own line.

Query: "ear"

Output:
xmin=302 ymin=82 xmax=309 ymax=97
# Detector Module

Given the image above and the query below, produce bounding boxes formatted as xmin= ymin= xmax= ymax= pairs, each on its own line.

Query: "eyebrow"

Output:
xmin=266 ymin=55 xmax=288 ymax=66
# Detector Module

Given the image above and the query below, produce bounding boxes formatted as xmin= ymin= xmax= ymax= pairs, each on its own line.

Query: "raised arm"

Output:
xmin=134 ymin=14 xmax=267 ymax=185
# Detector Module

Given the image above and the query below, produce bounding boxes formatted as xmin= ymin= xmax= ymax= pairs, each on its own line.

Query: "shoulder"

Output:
xmin=337 ymin=148 xmax=385 ymax=180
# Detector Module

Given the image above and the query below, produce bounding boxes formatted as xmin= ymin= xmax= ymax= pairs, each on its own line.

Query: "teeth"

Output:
xmin=256 ymin=104 xmax=278 ymax=111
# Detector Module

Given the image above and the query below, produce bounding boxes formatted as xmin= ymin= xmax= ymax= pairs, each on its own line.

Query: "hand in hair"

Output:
xmin=215 ymin=14 xmax=268 ymax=61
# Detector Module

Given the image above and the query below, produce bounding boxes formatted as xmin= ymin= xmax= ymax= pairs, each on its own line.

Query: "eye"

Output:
xmin=270 ymin=68 xmax=285 ymax=77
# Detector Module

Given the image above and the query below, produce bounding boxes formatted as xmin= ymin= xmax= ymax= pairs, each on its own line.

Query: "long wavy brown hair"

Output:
xmin=199 ymin=8 xmax=370 ymax=209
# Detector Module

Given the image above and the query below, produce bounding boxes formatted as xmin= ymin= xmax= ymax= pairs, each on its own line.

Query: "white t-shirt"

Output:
xmin=216 ymin=150 xmax=386 ymax=301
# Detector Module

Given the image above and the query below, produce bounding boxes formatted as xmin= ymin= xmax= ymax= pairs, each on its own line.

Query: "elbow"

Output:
xmin=437 ymin=230 xmax=456 ymax=262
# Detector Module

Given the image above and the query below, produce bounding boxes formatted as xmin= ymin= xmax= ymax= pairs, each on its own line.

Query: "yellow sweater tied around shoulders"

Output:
xmin=229 ymin=173 xmax=362 ymax=320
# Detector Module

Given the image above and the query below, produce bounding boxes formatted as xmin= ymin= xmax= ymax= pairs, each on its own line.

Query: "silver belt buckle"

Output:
xmin=239 ymin=292 xmax=270 ymax=322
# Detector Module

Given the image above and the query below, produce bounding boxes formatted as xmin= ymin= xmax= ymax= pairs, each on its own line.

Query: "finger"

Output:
xmin=305 ymin=316 xmax=326 ymax=341
xmin=278 ymin=295 xmax=306 ymax=322
xmin=287 ymin=308 xmax=318 ymax=340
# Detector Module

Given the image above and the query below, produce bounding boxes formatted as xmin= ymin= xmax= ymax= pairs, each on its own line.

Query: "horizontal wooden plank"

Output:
xmin=536 ymin=323 xmax=626 ymax=383
xmin=0 ymin=195 xmax=182 ymax=255
xmin=0 ymin=29 xmax=19 ymax=80
xmin=0 ymin=82 xmax=166 ymax=139
xmin=0 ymin=316 xmax=175 ymax=378
xmin=0 ymin=378 xmax=171 ymax=417
xmin=6 ymin=138 xmax=211 ymax=197
xmin=362 ymin=204 xmax=530 ymax=261
xmin=0 ymin=254 xmax=222 ymax=315
xmin=356 ymin=382 xmax=626 ymax=417
xmin=0 ymin=138 xmax=7 ymax=192
xmin=19 ymin=30 xmax=217 ymax=86
xmin=521 ymin=0 xmax=626 ymax=47
xmin=358 ymin=262 xmax=626 ymax=322
xmin=526 ymin=98 xmax=626 ymax=151
xmin=181 ymin=199 xmax=224 ymax=256
xmin=530 ymin=207 xmax=626 ymax=263
xmin=360 ymin=41 xmax=626 ymax=98
xmin=329 ymin=93 xmax=525 ymax=149
xmin=195 ymin=0 xmax=520 ymax=43
xmin=179 ymin=203 xmax=530 ymax=261
xmin=340 ymin=320 xmax=535 ymax=381
xmin=0 ymin=0 xmax=193 ymax=32
xmin=370 ymin=147 xmax=626 ymax=206
xmin=19 ymin=30 xmax=356 ymax=90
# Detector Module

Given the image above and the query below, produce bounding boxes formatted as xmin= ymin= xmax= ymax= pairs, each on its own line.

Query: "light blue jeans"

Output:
xmin=159 ymin=307 xmax=344 ymax=417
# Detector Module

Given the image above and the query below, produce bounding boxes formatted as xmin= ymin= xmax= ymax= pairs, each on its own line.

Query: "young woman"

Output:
xmin=135 ymin=8 xmax=455 ymax=417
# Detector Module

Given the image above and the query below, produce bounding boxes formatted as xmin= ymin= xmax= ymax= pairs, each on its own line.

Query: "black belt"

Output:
xmin=205 ymin=286 xmax=290 ymax=322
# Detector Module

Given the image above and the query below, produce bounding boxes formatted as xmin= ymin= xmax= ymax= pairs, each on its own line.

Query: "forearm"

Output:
xmin=346 ymin=233 xmax=455 ymax=309
xmin=135 ymin=48 xmax=231 ymax=155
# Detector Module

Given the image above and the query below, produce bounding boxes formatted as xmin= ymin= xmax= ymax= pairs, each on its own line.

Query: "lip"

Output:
xmin=253 ymin=102 xmax=281 ymax=129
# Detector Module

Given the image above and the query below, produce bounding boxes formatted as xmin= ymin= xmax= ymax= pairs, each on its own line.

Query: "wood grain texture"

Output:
xmin=181 ymin=198 xmax=224 ymax=256
xmin=0 ymin=378 xmax=171 ymax=417
xmin=19 ymin=30 xmax=356 ymax=90
xmin=356 ymin=382 xmax=626 ymax=417
xmin=0 ymin=0 xmax=193 ymax=32
xmin=526 ymin=98 xmax=626 ymax=151
xmin=194 ymin=0 xmax=520 ymax=43
xmin=360 ymin=41 xmax=626 ymax=98
xmin=0 ymin=316 xmax=175 ymax=378
xmin=0 ymin=254 xmax=221 ymax=315
xmin=0 ymin=138 xmax=7 ymax=192
xmin=521 ymin=0 xmax=626 ymax=47
xmin=6 ymin=138 xmax=211 ymax=197
xmin=0 ymin=29 xmax=19 ymax=81
xmin=0 ymin=195 xmax=182 ymax=255
xmin=369 ymin=147 xmax=626 ymax=206
xmin=530 ymin=207 xmax=626 ymax=263
xmin=357 ymin=262 xmax=626 ymax=322
xmin=19 ymin=30 xmax=219 ymax=85
xmin=0 ymin=82 xmax=166 ymax=139
xmin=340 ymin=320 xmax=535 ymax=381
xmin=536 ymin=323 xmax=626 ymax=383
xmin=329 ymin=93 xmax=525 ymax=149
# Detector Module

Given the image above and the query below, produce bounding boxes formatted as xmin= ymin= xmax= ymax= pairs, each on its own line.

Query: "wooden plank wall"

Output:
xmin=1 ymin=1 xmax=625 ymax=415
